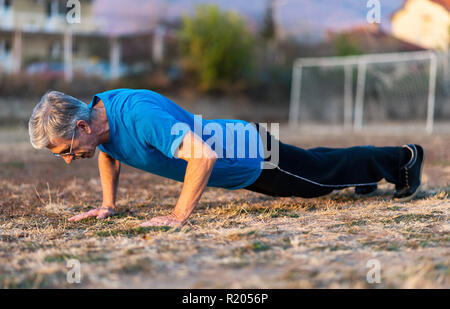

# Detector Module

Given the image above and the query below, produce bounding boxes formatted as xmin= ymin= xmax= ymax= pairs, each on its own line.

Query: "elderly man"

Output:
xmin=28 ymin=89 xmax=425 ymax=227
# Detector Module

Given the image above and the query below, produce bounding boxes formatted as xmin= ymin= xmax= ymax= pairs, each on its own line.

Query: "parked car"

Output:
xmin=26 ymin=61 xmax=64 ymax=80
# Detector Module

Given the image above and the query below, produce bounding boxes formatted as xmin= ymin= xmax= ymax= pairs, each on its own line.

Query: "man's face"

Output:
xmin=49 ymin=122 xmax=97 ymax=164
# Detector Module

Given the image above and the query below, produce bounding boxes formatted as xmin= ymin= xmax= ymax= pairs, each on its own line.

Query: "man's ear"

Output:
xmin=76 ymin=120 xmax=92 ymax=134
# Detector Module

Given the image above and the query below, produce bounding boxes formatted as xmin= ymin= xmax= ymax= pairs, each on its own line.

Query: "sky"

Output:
xmin=93 ymin=0 xmax=405 ymax=42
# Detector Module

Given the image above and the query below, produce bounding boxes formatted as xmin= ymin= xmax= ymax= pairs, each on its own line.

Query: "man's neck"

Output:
xmin=91 ymin=101 xmax=110 ymax=145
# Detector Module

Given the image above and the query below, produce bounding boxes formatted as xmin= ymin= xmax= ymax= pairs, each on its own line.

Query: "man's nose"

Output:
xmin=63 ymin=156 xmax=73 ymax=164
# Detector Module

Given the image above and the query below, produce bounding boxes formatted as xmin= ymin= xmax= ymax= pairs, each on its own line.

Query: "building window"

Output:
xmin=73 ymin=41 xmax=79 ymax=54
xmin=46 ymin=1 xmax=52 ymax=16
xmin=0 ymin=40 xmax=11 ymax=54
xmin=47 ymin=0 xmax=66 ymax=17
xmin=49 ymin=41 xmax=62 ymax=59
xmin=58 ymin=0 xmax=67 ymax=15
xmin=1 ymin=0 xmax=11 ymax=9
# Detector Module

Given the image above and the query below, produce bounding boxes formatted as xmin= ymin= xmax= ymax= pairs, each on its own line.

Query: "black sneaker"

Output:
xmin=354 ymin=184 xmax=378 ymax=196
xmin=393 ymin=144 xmax=425 ymax=202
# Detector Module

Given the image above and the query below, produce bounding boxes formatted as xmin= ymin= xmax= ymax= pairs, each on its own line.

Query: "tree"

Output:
xmin=334 ymin=33 xmax=362 ymax=57
xmin=178 ymin=5 xmax=253 ymax=91
xmin=260 ymin=0 xmax=276 ymax=43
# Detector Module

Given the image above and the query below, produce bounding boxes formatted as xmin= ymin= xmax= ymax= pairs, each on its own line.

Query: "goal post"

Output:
xmin=289 ymin=51 xmax=438 ymax=134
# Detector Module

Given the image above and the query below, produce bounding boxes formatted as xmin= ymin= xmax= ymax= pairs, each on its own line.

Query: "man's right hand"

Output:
xmin=68 ymin=207 xmax=114 ymax=222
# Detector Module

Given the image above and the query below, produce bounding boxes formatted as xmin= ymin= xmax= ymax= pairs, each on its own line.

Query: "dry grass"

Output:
xmin=0 ymin=128 xmax=448 ymax=288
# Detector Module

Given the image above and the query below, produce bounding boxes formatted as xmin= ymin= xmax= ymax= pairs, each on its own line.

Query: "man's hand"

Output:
xmin=68 ymin=207 xmax=114 ymax=222
xmin=140 ymin=213 xmax=183 ymax=228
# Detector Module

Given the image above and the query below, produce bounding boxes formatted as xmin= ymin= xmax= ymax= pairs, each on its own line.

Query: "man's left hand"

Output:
xmin=140 ymin=213 xmax=184 ymax=228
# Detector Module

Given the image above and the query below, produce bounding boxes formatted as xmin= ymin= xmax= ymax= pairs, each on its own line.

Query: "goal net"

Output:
xmin=289 ymin=51 xmax=437 ymax=134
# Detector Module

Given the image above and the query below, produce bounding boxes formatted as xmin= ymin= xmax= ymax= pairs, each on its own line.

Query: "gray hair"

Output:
xmin=28 ymin=90 xmax=91 ymax=149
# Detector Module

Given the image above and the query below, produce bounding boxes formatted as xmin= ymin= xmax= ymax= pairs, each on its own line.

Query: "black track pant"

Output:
xmin=244 ymin=123 xmax=408 ymax=198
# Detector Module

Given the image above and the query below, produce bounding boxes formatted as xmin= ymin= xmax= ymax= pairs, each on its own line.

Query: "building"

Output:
xmin=0 ymin=0 xmax=129 ymax=80
xmin=391 ymin=0 xmax=450 ymax=50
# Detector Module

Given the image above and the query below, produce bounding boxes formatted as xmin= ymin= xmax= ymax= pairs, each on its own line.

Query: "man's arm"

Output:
xmin=98 ymin=151 xmax=121 ymax=209
xmin=68 ymin=151 xmax=121 ymax=222
xmin=140 ymin=131 xmax=217 ymax=227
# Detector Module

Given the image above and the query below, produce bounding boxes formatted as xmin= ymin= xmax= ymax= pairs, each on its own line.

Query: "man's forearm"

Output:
xmin=172 ymin=156 xmax=216 ymax=222
xmin=98 ymin=151 xmax=121 ymax=208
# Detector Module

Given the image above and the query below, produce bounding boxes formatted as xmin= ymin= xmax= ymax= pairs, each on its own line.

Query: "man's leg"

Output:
xmin=245 ymin=140 xmax=411 ymax=198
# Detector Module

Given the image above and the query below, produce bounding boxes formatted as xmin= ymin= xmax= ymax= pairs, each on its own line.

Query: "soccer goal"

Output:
xmin=289 ymin=51 xmax=438 ymax=134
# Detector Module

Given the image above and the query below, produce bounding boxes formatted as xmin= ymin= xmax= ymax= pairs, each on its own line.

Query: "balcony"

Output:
xmin=0 ymin=10 xmax=99 ymax=34
xmin=45 ymin=14 xmax=66 ymax=32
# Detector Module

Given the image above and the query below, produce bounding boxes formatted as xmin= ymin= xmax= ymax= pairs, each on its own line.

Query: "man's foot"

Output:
xmin=393 ymin=144 xmax=425 ymax=202
xmin=354 ymin=184 xmax=378 ymax=196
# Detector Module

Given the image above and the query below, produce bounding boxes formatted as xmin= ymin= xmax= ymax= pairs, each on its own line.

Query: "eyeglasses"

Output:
xmin=52 ymin=129 xmax=76 ymax=158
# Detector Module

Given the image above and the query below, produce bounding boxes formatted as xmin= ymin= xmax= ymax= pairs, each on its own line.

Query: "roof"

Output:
xmin=430 ymin=0 xmax=450 ymax=10
xmin=326 ymin=24 xmax=425 ymax=54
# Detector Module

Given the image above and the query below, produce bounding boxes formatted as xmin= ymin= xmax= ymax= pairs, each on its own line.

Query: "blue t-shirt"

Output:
xmin=89 ymin=89 xmax=264 ymax=190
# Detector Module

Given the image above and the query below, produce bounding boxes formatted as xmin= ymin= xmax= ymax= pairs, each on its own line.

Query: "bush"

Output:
xmin=178 ymin=4 xmax=253 ymax=92
xmin=334 ymin=34 xmax=362 ymax=57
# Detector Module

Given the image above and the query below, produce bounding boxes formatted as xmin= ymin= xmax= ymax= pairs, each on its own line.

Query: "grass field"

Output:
xmin=0 ymin=126 xmax=448 ymax=288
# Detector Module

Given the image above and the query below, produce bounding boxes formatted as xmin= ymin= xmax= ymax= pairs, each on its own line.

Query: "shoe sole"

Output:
xmin=393 ymin=145 xmax=425 ymax=203
xmin=393 ymin=183 xmax=421 ymax=202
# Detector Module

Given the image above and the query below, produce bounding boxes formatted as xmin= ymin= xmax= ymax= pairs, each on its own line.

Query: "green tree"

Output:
xmin=335 ymin=34 xmax=362 ymax=57
xmin=178 ymin=5 xmax=253 ymax=91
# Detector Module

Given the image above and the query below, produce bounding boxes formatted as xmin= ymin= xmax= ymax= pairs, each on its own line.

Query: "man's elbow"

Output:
xmin=203 ymin=148 xmax=218 ymax=167
xmin=207 ymin=150 xmax=218 ymax=164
